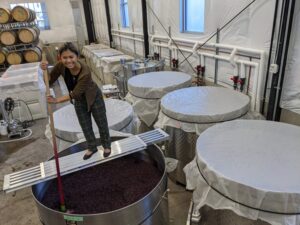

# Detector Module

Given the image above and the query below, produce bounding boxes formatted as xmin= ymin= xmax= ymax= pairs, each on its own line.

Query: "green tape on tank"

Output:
xmin=63 ymin=215 xmax=84 ymax=222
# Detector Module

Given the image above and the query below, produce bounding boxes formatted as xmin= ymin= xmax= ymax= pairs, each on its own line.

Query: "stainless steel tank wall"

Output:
xmin=165 ymin=127 xmax=198 ymax=185
xmin=32 ymin=137 xmax=169 ymax=225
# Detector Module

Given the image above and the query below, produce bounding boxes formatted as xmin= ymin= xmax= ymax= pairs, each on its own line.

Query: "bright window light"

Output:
xmin=120 ymin=0 xmax=130 ymax=28
xmin=181 ymin=0 xmax=205 ymax=33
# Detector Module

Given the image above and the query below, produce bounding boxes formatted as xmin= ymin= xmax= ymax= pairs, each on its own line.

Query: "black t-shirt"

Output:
xmin=64 ymin=68 xmax=80 ymax=92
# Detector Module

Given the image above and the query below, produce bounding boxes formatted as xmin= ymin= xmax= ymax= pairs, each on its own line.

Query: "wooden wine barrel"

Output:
xmin=18 ymin=26 xmax=40 ymax=43
xmin=7 ymin=52 xmax=23 ymax=65
xmin=23 ymin=47 xmax=42 ymax=62
xmin=0 ymin=49 xmax=7 ymax=64
xmin=11 ymin=6 xmax=36 ymax=22
xmin=0 ymin=8 xmax=12 ymax=24
xmin=0 ymin=31 xmax=17 ymax=46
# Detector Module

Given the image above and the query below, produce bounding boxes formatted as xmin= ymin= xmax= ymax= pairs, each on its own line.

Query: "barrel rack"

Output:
xmin=0 ymin=19 xmax=40 ymax=66
xmin=0 ymin=21 xmax=36 ymax=31
xmin=2 ymin=42 xmax=39 ymax=52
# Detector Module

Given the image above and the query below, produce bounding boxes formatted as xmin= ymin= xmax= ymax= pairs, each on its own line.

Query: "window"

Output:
xmin=180 ymin=0 xmax=205 ymax=33
xmin=10 ymin=2 xmax=50 ymax=30
xmin=120 ymin=0 xmax=130 ymax=28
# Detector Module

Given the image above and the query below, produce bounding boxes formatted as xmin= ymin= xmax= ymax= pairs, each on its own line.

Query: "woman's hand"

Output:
xmin=40 ymin=61 xmax=49 ymax=70
xmin=47 ymin=95 xmax=70 ymax=104
xmin=47 ymin=95 xmax=57 ymax=104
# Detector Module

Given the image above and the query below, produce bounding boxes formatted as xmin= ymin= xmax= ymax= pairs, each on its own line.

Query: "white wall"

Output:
xmin=92 ymin=0 xmax=275 ymax=56
xmin=0 ymin=0 xmax=77 ymax=43
xmin=146 ymin=0 xmax=274 ymax=50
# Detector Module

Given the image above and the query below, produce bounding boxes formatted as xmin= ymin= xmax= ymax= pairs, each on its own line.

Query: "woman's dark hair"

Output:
xmin=59 ymin=42 xmax=79 ymax=56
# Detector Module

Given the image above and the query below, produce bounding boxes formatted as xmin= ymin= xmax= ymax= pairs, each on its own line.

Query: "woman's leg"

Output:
xmin=91 ymin=94 xmax=111 ymax=150
xmin=74 ymin=100 xmax=98 ymax=153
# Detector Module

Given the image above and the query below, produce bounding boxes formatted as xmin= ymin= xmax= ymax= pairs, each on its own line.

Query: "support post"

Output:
xmin=82 ymin=0 xmax=96 ymax=43
xmin=141 ymin=0 xmax=149 ymax=57
xmin=267 ymin=0 xmax=296 ymax=121
xmin=214 ymin=28 xmax=220 ymax=84
xmin=169 ymin=26 xmax=172 ymax=68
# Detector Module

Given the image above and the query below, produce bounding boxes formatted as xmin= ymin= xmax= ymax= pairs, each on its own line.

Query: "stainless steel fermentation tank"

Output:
xmin=165 ymin=127 xmax=198 ymax=184
xmin=32 ymin=137 xmax=169 ymax=225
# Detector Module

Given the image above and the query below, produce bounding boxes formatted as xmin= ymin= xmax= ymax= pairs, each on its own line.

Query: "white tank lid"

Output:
xmin=161 ymin=86 xmax=250 ymax=123
xmin=196 ymin=120 xmax=300 ymax=214
xmin=54 ymin=99 xmax=134 ymax=142
xmin=128 ymin=71 xmax=192 ymax=99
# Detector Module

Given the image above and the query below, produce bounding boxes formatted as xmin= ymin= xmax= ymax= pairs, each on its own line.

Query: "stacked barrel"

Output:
xmin=0 ymin=6 xmax=42 ymax=66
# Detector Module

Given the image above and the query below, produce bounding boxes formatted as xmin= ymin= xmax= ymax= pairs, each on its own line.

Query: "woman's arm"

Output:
xmin=40 ymin=61 xmax=63 ymax=85
xmin=47 ymin=95 xmax=70 ymax=104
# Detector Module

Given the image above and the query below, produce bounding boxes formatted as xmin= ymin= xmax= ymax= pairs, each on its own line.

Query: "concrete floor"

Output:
xmin=0 ymin=118 xmax=192 ymax=225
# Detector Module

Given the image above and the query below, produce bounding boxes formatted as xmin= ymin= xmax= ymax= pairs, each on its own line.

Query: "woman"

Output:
xmin=41 ymin=42 xmax=111 ymax=160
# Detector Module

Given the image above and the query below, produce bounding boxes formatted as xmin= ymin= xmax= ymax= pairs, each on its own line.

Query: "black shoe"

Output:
xmin=103 ymin=149 xmax=111 ymax=158
xmin=83 ymin=150 xmax=97 ymax=160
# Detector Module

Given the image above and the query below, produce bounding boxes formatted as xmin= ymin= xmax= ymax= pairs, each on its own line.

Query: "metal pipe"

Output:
xmin=240 ymin=63 xmax=246 ymax=79
xmin=112 ymin=33 xmax=144 ymax=42
xmin=169 ymin=26 xmax=172 ymax=67
xmin=209 ymin=43 xmax=264 ymax=55
xmin=117 ymin=23 xmax=122 ymax=49
xmin=215 ymin=28 xmax=220 ymax=84
xmin=111 ymin=29 xmax=143 ymax=37
xmin=151 ymin=34 xmax=263 ymax=56
xmin=132 ymin=24 xmax=137 ymax=56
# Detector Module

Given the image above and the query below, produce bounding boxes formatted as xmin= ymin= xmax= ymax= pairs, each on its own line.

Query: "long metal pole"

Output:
xmin=42 ymin=53 xmax=66 ymax=212
xmin=214 ymin=28 xmax=220 ymax=84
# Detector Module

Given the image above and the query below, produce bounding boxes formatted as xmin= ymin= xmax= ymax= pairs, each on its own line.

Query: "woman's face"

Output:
xmin=60 ymin=50 xmax=78 ymax=69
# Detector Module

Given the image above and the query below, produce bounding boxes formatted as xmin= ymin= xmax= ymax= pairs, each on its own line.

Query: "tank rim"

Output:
xmin=31 ymin=144 xmax=167 ymax=216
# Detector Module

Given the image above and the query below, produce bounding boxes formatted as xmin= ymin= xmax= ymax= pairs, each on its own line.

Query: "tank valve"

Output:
xmin=196 ymin=65 xmax=201 ymax=75
xmin=172 ymin=58 xmax=179 ymax=70
xmin=201 ymin=66 xmax=205 ymax=77
xmin=230 ymin=76 xmax=239 ymax=90
xmin=239 ymin=78 xmax=246 ymax=92
xmin=194 ymin=65 xmax=205 ymax=86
